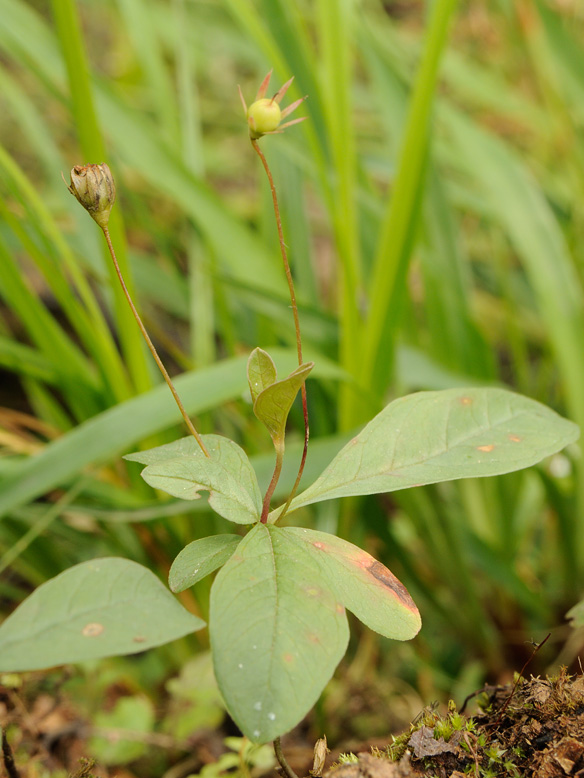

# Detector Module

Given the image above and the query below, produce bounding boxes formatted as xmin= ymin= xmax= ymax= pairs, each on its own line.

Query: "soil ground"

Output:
xmin=1 ymin=670 xmax=583 ymax=778
xmin=319 ymin=670 xmax=584 ymax=778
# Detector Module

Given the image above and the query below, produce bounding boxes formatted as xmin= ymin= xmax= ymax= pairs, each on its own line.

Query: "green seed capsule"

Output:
xmin=247 ymin=98 xmax=282 ymax=139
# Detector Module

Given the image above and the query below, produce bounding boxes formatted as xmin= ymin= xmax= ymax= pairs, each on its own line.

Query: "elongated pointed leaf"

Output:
xmin=283 ymin=528 xmax=420 ymax=640
xmin=270 ymin=388 xmax=579 ymax=520
xmin=254 ymin=362 xmax=314 ymax=448
xmin=0 ymin=558 xmax=204 ymax=671
xmin=210 ymin=524 xmax=349 ymax=743
xmin=169 ymin=535 xmax=242 ymax=593
xmin=125 ymin=435 xmax=262 ymax=525
xmin=0 ymin=348 xmax=337 ymax=522
xmin=247 ymin=348 xmax=277 ymax=404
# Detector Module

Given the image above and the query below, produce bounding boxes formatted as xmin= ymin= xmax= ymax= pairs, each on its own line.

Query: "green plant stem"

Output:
xmin=273 ymin=737 xmax=299 ymax=778
xmin=251 ymin=139 xmax=309 ymax=517
xmin=102 ymin=226 xmax=209 ymax=457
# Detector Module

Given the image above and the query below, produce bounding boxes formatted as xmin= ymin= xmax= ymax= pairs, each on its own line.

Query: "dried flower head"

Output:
xmin=239 ymin=70 xmax=307 ymax=140
xmin=311 ymin=736 xmax=329 ymax=777
xmin=65 ymin=163 xmax=116 ymax=228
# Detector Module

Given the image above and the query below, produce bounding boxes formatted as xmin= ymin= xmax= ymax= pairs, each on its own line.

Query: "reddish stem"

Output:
xmin=252 ymin=140 xmax=309 ymax=519
xmin=260 ymin=448 xmax=283 ymax=524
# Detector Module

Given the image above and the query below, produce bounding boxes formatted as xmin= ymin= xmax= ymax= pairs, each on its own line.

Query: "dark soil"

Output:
xmin=319 ymin=669 xmax=584 ymax=778
xmin=1 ymin=670 xmax=583 ymax=778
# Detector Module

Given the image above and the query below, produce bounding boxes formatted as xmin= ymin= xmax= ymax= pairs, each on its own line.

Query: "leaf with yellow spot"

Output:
xmin=269 ymin=387 xmax=579 ymax=521
xmin=0 ymin=559 xmax=204 ymax=671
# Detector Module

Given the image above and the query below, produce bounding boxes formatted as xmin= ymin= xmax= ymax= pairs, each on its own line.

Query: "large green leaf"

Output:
xmin=125 ymin=434 xmax=262 ymax=525
xmin=0 ymin=558 xmax=204 ymax=671
xmin=169 ymin=535 xmax=242 ymax=593
xmin=210 ymin=524 xmax=349 ymax=743
xmin=283 ymin=528 xmax=420 ymax=640
xmin=270 ymin=388 xmax=579 ymax=520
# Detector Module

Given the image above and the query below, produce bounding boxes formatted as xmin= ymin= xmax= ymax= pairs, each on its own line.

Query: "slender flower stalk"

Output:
xmin=66 ymin=163 xmax=209 ymax=457
xmin=240 ymin=72 xmax=309 ymax=519
xmin=101 ymin=227 xmax=209 ymax=456
xmin=252 ymin=140 xmax=309 ymax=520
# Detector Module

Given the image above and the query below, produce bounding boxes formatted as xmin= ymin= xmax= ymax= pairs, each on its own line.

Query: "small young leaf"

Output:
xmin=247 ymin=348 xmax=277 ymax=404
xmin=0 ymin=558 xmax=205 ymax=672
xmin=125 ymin=434 xmax=262 ymax=524
xmin=283 ymin=528 xmax=420 ymax=640
xmin=210 ymin=524 xmax=349 ymax=743
xmin=169 ymin=535 xmax=242 ymax=592
xmin=254 ymin=362 xmax=314 ymax=449
xmin=270 ymin=388 xmax=579 ymax=520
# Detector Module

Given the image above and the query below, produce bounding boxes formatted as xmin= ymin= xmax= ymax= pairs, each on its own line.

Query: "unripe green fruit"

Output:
xmin=247 ymin=98 xmax=282 ymax=139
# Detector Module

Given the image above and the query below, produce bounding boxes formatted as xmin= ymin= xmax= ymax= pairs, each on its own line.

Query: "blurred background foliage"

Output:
xmin=1 ymin=0 xmax=584 ymax=756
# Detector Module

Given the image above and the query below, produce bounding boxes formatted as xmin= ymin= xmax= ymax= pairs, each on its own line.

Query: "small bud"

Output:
xmin=66 ymin=163 xmax=116 ymax=228
xmin=247 ymin=98 xmax=282 ymax=140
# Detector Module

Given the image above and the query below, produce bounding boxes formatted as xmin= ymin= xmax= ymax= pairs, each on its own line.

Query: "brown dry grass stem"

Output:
xmin=101 ymin=226 xmax=210 ymax=457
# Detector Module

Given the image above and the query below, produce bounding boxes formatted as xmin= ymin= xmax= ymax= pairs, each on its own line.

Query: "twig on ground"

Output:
xmin=1 ymin=727 xmax=21 ymax=778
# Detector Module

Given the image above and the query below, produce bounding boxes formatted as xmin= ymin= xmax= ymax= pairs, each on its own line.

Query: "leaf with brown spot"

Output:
xmin=269 ymin=388 xmax=579 ymax=521
xmin=283 ymin=528 xmax=421 ymax=641
xmin=0 ymin=558 xmax=204 ymax=671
